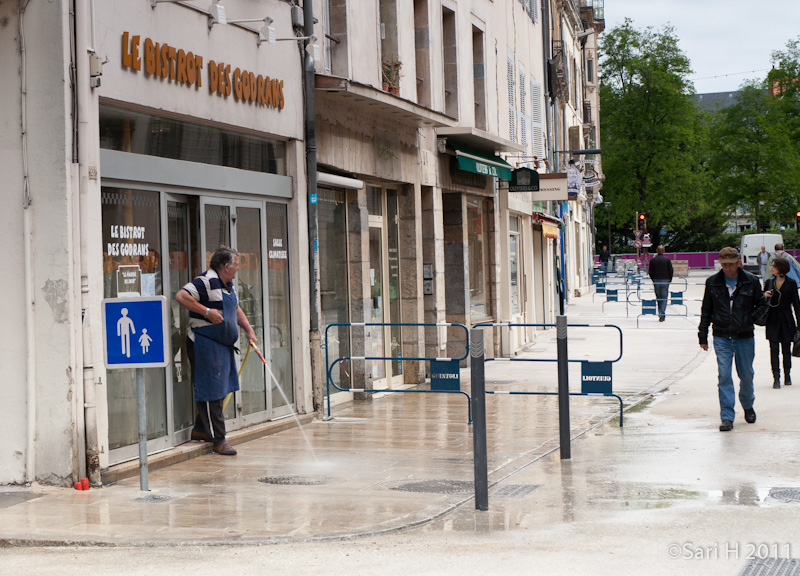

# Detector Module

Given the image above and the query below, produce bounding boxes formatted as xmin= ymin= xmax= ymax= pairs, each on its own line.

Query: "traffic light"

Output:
xmin=796 ymin=211 xmax=800 ymax=228
xmin=639 ymin=213 xmax=646 ymax=229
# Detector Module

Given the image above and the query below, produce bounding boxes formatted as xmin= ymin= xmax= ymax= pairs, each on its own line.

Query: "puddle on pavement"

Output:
xmin=0 ymin=492 xmax=44 ymax=510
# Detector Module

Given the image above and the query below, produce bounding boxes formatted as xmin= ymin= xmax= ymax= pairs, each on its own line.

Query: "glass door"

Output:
xmin=198 ymin=197 xmax=293 ymax=428
xmin=386 ymin=189 xmax=403 ymax=382
xmin=366 ymin=186 xmax=403 ymax=389
xmin=165 ymin=195 xmax=200 ymax=444
xmin=367 ymin=225 xmax=387 ymax=384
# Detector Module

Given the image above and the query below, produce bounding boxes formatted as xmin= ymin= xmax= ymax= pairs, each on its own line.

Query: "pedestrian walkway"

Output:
xmin=2 ymin=270 xmax=797 ymax=566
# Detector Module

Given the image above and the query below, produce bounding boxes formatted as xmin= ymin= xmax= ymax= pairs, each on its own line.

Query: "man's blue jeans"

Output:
xmin=713 ymin=336 xmax=755 ymax=422
xmin=653 ymin=281 xmax=670 ymax=318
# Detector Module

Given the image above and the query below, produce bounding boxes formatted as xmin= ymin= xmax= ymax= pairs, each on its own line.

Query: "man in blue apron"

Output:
xmin=175 ymin=246 xmax=257 ymax=455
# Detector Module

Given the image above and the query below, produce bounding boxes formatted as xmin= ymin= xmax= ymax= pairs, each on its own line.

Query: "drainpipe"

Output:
xmin=75 ymin=0 xmax=101 ymax=485
xmin=303 ymin=0 xmax=323 ymax=411
xmin=20 ymin=0 xmax=36 ymax=484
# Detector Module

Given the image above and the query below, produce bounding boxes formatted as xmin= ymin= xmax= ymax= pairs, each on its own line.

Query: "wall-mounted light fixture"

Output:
xmin=207 ymin=0 xmax=226 ymax=28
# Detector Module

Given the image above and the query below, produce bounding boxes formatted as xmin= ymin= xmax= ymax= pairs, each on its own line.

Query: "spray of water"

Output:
xmin=262 ymin=357 xmax=319 ymax=462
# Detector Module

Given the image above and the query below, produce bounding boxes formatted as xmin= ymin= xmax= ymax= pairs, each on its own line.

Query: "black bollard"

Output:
xmin=470 ymin=328 xmax=489 ymax=511
xmin=556 ymin=315 xmax=571 ymax=460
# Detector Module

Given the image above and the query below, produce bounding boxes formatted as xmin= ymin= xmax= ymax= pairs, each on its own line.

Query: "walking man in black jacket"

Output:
xmin=699 ymin=247 xmax=768 ymax=432
xmin=648 ymin=245 xmax=673 ymax=322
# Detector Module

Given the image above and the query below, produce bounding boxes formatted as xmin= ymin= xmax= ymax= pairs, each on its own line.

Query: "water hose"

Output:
xmin=223 ymin=343 xmax=253 ymax=411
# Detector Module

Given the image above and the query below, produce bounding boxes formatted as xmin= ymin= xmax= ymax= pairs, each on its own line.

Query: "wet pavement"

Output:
xmin=2 ymin=269 xmax=800 ymax=574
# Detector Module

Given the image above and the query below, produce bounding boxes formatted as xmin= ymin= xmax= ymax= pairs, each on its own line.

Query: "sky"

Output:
xmin=603 ymin=0 xmax=800 ymax=94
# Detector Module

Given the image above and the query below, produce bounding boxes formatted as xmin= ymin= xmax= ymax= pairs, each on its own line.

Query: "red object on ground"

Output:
xmin=81 ymin=478 xmax=90 ymax=490
xmin=74 ymin=482 xmax=83 ymax=491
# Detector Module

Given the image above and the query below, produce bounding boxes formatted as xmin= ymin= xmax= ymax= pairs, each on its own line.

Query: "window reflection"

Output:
xmin=99 ymin=105 xmax=286 ymax=175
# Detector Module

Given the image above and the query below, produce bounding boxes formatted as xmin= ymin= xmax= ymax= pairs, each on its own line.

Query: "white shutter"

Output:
xmin=531 ymin=79 xmax=545 ymax=159
xmin=519 ymin=68 xmax=527 ymax=147
xmin=507 ymin=53 xmax=516 ymax=143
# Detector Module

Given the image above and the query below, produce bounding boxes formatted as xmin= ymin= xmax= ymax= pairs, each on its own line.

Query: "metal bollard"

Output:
xmin=470 ymin=328 xmax=489 ymax=511
xmin=136 ymin=367 xmax=150 ymax=491
xmin=556 ymin=316 xmax=571 ymax=460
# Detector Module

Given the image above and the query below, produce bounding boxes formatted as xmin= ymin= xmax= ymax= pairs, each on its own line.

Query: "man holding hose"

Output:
xmin=175 ymin=246 xmax=257 ymax=455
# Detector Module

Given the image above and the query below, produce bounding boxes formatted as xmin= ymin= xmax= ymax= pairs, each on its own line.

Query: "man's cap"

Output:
xmin=718 ymin=247 xmax=740 ymax=264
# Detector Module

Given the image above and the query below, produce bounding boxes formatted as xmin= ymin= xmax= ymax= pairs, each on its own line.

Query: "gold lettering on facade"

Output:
xmin=121 ymin=32 xmax=282 ymax=109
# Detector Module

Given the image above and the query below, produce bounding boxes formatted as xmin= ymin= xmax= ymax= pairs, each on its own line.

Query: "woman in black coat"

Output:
xmin=763 ymin=256 xmax=800 ymax=388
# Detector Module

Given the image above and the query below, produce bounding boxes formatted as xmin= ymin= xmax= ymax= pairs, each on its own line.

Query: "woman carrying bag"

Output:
xmin=763 ymin=256 xmax=800 ymax=389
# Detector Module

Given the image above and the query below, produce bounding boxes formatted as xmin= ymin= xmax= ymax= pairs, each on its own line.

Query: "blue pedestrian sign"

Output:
xmin=102 ymin=296 xmax=169 ymax=369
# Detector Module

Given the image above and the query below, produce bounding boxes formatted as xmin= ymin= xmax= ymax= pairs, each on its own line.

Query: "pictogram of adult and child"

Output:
xmin=116 ymin=308 xmax=152 ymax=357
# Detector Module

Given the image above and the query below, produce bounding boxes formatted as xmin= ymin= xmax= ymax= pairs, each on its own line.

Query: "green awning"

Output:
xmin=454 ymin=146 xmax=513 ymax=181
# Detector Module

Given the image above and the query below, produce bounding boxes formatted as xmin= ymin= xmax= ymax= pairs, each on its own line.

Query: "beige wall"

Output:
xmin=95 ymin=0 xmax=304 ymax=141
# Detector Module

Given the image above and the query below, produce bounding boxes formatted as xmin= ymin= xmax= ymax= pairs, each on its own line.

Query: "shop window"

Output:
xmin=319 ymin=187 xmax=351 ymax=391
xmin=510 ymin=216 xmax=520 ymax=315
xmin=101 ymin=187 xmax=167 ymax=450
xmin=468 ymin=197 xmax=491 ymax=321
xmin=266 ymin=203 xmax=294 ymax=410
xmin=99 ymin=105 xmax=286 ymax=175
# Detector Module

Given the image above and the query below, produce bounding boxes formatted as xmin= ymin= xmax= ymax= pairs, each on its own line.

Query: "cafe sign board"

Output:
xmin=121 ymin=32 xmax=285 ymax=110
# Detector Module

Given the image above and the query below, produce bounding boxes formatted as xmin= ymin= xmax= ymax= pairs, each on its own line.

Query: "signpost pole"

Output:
xmin=102 ymin=296 xmax=168 ymax=492
xmin=136 ymin=367 xmax=149 ymax=491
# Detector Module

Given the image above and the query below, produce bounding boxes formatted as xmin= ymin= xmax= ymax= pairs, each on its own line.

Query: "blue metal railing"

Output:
xmin=324 ymin=322 xmax=472 ymax=422
xmin=472 ymin=322 xmax=625 ymax=425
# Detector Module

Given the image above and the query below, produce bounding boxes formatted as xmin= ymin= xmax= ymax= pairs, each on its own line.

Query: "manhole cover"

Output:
xmin=133 ymin=494 xmax=176 ymax=503
xmin=390 ymin=480 xmax=473 ymax=494
xmin=493 ymin=484 xmax=539 ymax=498
xmin=768 ymin=488 xmax=800 ymax=503
xmin=258 ymin=475 xmax=335 ymax=486
xmin=740 ymin=557 xmax=800 ymax=576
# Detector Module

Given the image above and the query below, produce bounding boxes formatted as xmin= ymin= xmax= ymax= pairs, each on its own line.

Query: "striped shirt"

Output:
xmin=182 ymin=269 xmax=235 ymax=341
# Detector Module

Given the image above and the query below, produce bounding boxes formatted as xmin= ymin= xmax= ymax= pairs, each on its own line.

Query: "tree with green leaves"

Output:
xmin=597 ymin=20 xmax=718 ymax=252
xmin=708 ymin=81 xmax=800 ymax=229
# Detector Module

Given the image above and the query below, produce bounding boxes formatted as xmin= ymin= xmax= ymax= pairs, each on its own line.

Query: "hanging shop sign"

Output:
xmin=567 ymin=163 xmax=582 ymax=197
xmin=509 ymin=167 xmax=540 ymax=192
xmin=121 ymin=32 xmax=285 ymax=110
xmin=529 ymin=173 xmax=568 ymax=201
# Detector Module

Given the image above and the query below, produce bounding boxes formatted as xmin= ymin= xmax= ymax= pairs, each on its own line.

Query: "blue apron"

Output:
xmin=193 ymin=289 xmax=240 ymax=402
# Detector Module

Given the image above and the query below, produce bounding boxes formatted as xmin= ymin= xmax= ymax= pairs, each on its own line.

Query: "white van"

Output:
xmin=740 ymin=233 xmax=783 ymax=276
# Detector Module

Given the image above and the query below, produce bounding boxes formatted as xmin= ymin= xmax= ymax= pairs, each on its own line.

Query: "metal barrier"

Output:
xmin=633 ymin=277 xmax=705 ymax=327
xmin=323 ymin=322 xmax=472 ymax=422
xmin=472 ymin=322 xmax=625 ymax=426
